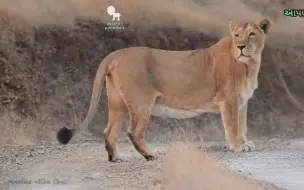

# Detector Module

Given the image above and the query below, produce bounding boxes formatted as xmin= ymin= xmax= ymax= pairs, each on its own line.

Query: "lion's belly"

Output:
xmin=151 ymin=104 xmax=217 ymax=119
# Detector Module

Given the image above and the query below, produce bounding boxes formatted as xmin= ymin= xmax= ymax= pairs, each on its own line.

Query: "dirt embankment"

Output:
xmin=1 ymin=0 xmax=304 ymax=145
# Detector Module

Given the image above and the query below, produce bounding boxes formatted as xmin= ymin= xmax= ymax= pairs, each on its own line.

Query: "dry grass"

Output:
xmin=155 ymin=143 xmax=267 ymax=190
xmin=0 ymin=111 xmax=53 ymax=145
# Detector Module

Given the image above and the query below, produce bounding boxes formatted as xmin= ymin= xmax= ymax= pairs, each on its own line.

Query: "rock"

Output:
xmin=37 ymin=149 xmax=45 ymax=154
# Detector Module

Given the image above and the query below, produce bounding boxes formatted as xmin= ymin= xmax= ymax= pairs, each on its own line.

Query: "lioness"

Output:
xmin=57 ymin=18 xmax=272 ymax=162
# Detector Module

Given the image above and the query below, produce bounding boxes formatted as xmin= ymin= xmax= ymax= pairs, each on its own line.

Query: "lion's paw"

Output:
xmin=144 ymin=155 xmax=157 ymax=161
xmin=243 ymin=141 xmax=255 ymax=151
xmin=229 ymin=141 xmax=255 ymax=152
xmin=108 ymin=155 xmax=126 ymax=163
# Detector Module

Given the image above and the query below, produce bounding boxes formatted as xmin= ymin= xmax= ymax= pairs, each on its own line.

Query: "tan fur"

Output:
xmin=69 ymin=18 xmax=272 ymax=162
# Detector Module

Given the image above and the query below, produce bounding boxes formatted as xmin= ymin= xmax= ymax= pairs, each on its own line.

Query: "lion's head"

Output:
xmin=229 ymin=18 xmax=272 ymax=63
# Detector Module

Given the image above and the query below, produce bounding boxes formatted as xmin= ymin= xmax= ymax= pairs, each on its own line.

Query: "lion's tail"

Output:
xmin=56 ymin=56 xmax=112 ymax=145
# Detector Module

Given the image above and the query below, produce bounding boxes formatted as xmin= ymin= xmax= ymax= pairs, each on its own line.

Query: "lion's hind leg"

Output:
xmin=103 ymin=76 xmax=128 ymax=162
xmin=126 ymin=92 xmax=159 ymax=161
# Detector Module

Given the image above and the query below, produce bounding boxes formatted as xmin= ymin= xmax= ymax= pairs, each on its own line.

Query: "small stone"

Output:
xmin=91 ymin=172 xmax=103 ymax=178
xmin=26 ymin=152 xmax=33 ymax=157
xmin=16 ymin=159 xmax=22 ymax=165
xmin=37 ymin=149 xmax=45 ymax=154
xmin=82 ymin=176 xmax=94 ymax=181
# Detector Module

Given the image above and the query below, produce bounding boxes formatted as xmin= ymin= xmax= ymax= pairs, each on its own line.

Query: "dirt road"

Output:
xmin=1 ymin=138 xmax=303 ymax=190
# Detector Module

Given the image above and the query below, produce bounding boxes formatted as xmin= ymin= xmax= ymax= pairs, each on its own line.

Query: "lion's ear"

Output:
xmin=229 ymin=21 xmax=239 ymax=33
xmin=256 ymin=18 xmax=272 ymax=35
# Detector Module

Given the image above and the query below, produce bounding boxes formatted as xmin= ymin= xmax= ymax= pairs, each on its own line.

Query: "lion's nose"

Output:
xmin=237 ymin=45 xmax=246 ymax=50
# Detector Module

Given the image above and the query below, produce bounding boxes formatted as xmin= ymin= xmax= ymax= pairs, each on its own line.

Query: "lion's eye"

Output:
xmin=249 ymin=32 xmax=256 ymax=36
xmin=235 ymin=34 xmax=239 ymax=38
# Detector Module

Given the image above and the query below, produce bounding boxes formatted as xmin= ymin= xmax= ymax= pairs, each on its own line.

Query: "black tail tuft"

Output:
xmin=57 ymin=127 xmax=74 ymax=144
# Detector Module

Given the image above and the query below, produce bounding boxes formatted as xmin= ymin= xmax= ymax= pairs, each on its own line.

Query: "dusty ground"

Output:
xmin=1 ymin=138 xmax=303 ymax=190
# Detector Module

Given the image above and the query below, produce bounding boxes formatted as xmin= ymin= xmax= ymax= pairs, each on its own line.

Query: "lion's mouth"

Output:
xmin=240 ymin=55 xmax=251 ymax=58
xmin=239 ymin=52 xmax=252 ymax=58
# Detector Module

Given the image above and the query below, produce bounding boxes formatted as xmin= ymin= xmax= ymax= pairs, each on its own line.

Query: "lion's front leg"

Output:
xmin=238 ymin=103 xmax=255 ymax=151
xmin=219 ymin=100 xmax=254 ymax=152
